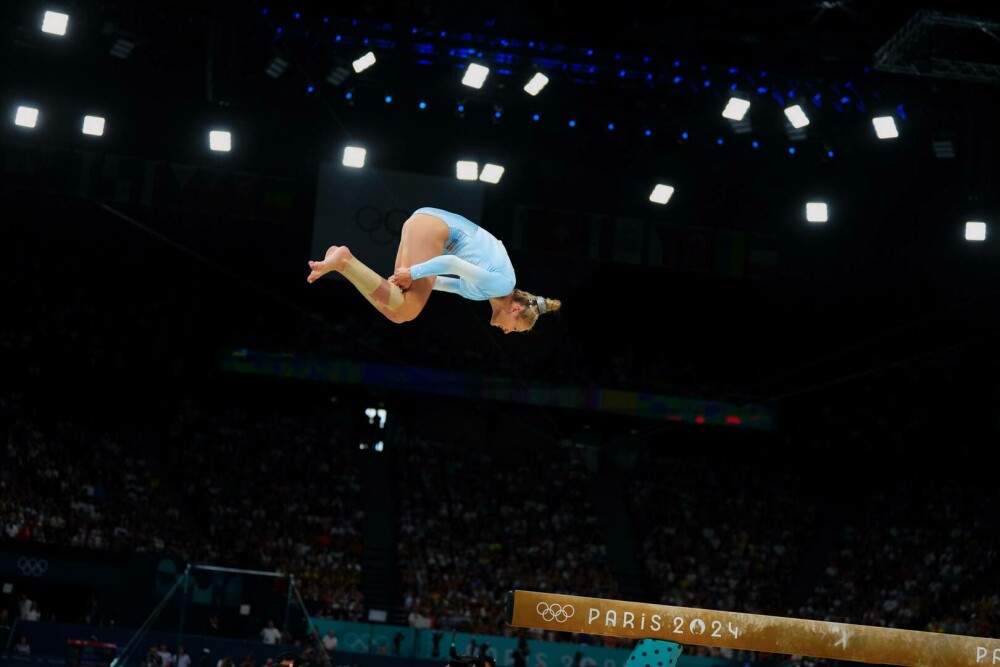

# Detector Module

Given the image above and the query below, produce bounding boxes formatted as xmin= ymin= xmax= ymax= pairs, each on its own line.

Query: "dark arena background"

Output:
xmin=2 ymin=1 xmax=999 ymax=667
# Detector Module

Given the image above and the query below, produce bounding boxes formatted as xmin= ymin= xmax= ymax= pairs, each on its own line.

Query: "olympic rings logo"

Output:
xmin=355 ymin=206 xmax=408 ymax=246
xmin=17 ymin=557 xmax=49 ymax=577
xmin=536 ymin=602 xmax=574 ymax=623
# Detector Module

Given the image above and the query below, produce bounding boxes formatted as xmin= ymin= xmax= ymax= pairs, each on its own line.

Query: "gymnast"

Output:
xmin=307 ymin=206 xmax=560 ymax=333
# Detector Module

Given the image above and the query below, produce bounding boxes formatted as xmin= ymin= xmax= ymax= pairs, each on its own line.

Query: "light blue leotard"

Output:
xmin=408 ymin=207 xmax=516 ymax=301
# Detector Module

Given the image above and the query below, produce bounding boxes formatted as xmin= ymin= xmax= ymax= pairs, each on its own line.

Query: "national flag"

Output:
xmin=681 ymin=226 xmax=714 ymax=274
xmin=513 ymin=205 xmax=591 ymax=256
xmin=714 ymin=229 xmax=746 ymax=278
xmin=747 ymin=233 xmax=778 ymax=280
xmin=647 ymin=222 xmax=682 ymax=269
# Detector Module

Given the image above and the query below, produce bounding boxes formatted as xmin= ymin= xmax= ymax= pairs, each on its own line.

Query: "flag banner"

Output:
xmin=747 ymin=233 xmax=778 ymax=280
xmin=681 ymin=226 xmax=714 ymax=273
xmin=612 ymin=216 xmax=646 ymax=265
xmin=513 ymin=205 xmax=593 ymax=257
xmin=647 ymin=222 xmax=683 ymax=269
xmin=714 ymin=229 xmax=747 ymax=278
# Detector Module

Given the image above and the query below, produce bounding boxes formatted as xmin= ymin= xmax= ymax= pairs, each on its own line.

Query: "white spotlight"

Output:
xmin=784 ymin=105 xmax=810 ymax=129
xmin=82 ymin=115 xmax=106 ymax=136
xmin=352 ymin=52 xmax=376 ymax=73
xmin=806 ymin=202 xmax=828 ymax=223
xmin=649 ymin=184 xmax=675 ymax=205
xmin=524 ymin=73 xmax=549 ymax=96
xmin=965 ymin=221 xmax=986 ymax=242
xmin=722 ymin=98 xmax=750 ymax=121
xmin=456 ymin=161 xmax=479 ymax=180
xmin=15 ymin=106 xmax=39 ymax=128
xmin=209 ymin=130 xmax=232 ymax=152
xmin=342 ymin=146 xmax=366 ymax=168
xmin=873 ymin=116 xmax=898 ymax=139
xmin=462 ymin=63 xmax=490 ymax=89
xmin=479 ymin=164 xmax=504 ymax=184
xmin=41 ymin=11 xmax=69 ymax=36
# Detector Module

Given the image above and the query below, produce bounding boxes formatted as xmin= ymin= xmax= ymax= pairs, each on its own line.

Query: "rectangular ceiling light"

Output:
xmin=209 ymin=130 xmax=232 ymax=152
xmin=524 ymin=73 xmax=549 ymax=96
xmin=722 ymin=98 xmax=750 ymax=121
xmin=649 ymin=184 xmax=675 ymax=204
xmin=965 ymin=221 xmax=986 ymax=241
xmin=456 ymin=160 xmax=479 ymax=180
xmin=806 ymin=202 xmax=828 ymax=223
xmin=42 ymin=11 xmax=69 ymax=36
xmin=82 ymin=115 xmax=106 ymax=136
xmin=873 ymin=116 xmax=899 ymax=139
xmin=462 ymin=63 xmax=490 ymax=89
xmin=343 ymin=146 xmax=366 ymax=168
xmin=784 ymin=105 xmax=810 ymax=128
xmin=15 ymin=106 xmax=39 ymax=128
xmin=479 ymin=163 xmax=504 ymax=184
xmin=352 ymin=52 xmax=376 ymax=73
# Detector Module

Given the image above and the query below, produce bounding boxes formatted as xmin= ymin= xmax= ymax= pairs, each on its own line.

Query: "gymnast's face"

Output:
xmin=491 ymin=304 xmax=528 ymax=334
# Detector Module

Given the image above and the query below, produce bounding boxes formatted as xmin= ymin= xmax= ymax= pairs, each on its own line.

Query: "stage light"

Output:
xmin=649 ymin=184 xmax=675 ymax=205
xmin=15 ymin=106 xmax=39 ymax=128
xmin=456 ymin=161 xmax=478 ymax=180
xmin=524 ymin=72 xmax=549 ymax=96
xmin=965 ymin=221 xmax=986 ymax=241
xmin=722 ymin=97 xmax=750 ymax=121
xmin=352 ymin=51 xmax=376 ymax=73
xmin=82 ymin=115 xmax=105 ymax=136
xmin=418 ymin=101 xmax=427 ymax=109
xmin=342 ymin=146 xmax=366 ymax=168
xmin=479 ymin=164 xmax=504 ymax=184
xmin=462 ymin=63 xmax=489 ymax=89
xmin=41 ymin=11 xmax=68 ymax=36
xmin=784 ymin=105 xmax=810 ymax=128
xmin=109 ymin=38 xmax=134 ymax=59
xmin=265 ymin=56 xmax=289 ymax=78
xmin=873 ymin=116 xmax=898 ymax=139
xmin=209 ymin=130 xmax=231 ymax=152
xmin=806 ymin=202 xmax=828 ymax=223
xmin=326 ymin=66 xmax=350 ymax=86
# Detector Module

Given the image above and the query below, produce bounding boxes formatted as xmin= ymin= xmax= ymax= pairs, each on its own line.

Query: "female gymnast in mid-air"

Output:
xmin=307 ymin=206 xmax=560 ymax=333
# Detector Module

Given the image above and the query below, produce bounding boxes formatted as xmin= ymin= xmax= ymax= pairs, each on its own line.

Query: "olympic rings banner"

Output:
xmin=308 ymin=618 xmax=746 ymax=667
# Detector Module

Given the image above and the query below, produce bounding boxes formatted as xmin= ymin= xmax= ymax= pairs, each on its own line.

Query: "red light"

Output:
xmin=725 ymin=416 xmax=742 ymax=424
xmin=695 ymin=415 xmax=705 ymax=424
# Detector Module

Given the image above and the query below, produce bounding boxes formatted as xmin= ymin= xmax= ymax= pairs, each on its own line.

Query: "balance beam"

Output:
xmin=505 ymin=590 xmax=1000 ymax=667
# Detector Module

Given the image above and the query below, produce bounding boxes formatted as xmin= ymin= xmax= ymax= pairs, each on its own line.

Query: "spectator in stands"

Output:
xmin=175 ymin=645 xmax=192 ymax=667
xmin=158 ymin=643 xmax=175 ymax=667
xmin=15 ymin=634 xmax=31 ymax=655
xmin=261 ymin=620 xmax=282 ymax=645
xmin=321 ymin=630 xmax=338 ymax=653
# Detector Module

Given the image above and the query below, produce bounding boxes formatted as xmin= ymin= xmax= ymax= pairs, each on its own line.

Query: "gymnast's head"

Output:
xmin=491 ymin=289 xmax=561 ymax=334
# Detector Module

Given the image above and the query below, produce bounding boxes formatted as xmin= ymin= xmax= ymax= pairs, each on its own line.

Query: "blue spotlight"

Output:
xmin=752 ymin=141 xmax=759 ymax=149
xmin=457 ymin=104 xmax=465 ymax=112
xmin=532 ymin=113 xmax=540 ymax=122
xmin=788 ymin=147 xmax=796 ymax=154
xmin=681 ymin=131 xmax=688 ymax=140
xmin=607 ymin=122 xmax=615 ymax=130
xmin=294 ymin=12 xmax=300 ymax=19
xmin=569 ymin=119 xmax=576 ymax=127
xmin=827 ymin=150 xmax=834 ymax=158
xmin=307 ymin=85 xmax=314 ymax=94
xmin=644 ymin=129 xmax=652 ymax=137
xmin=717 ymin=138 xmax=724 ymax=145
xmin=384 ymin=95 xmax=392 ymax=103
xmin=418 ymin=101 xmax=427 ymax=109
xmin=495 ymin=110 xmax=502 ymax=118
xmin=345 ymin=92 xmax=353 ymax=100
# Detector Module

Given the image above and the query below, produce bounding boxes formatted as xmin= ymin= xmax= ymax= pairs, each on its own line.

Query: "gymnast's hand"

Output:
xmin=389 ymin=266 xmax=412 ymax=290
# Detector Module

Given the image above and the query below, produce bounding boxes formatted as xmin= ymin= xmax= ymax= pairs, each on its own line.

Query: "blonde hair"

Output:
xmin=512 ymin=288 xmax=562 ymax=331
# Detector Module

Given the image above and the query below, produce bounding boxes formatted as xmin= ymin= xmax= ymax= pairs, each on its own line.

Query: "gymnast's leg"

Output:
xmin=307 ymin=213 xmax=448 ymax=323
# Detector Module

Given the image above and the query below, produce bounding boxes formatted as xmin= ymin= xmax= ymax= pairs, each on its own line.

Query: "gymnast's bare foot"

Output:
xmin=307 ymin=245 xmax=353 ymax=283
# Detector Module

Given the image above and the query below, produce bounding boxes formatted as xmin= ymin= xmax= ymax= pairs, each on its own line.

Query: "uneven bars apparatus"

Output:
xmin=505 ymin=590 xmax=1000 ymax=667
